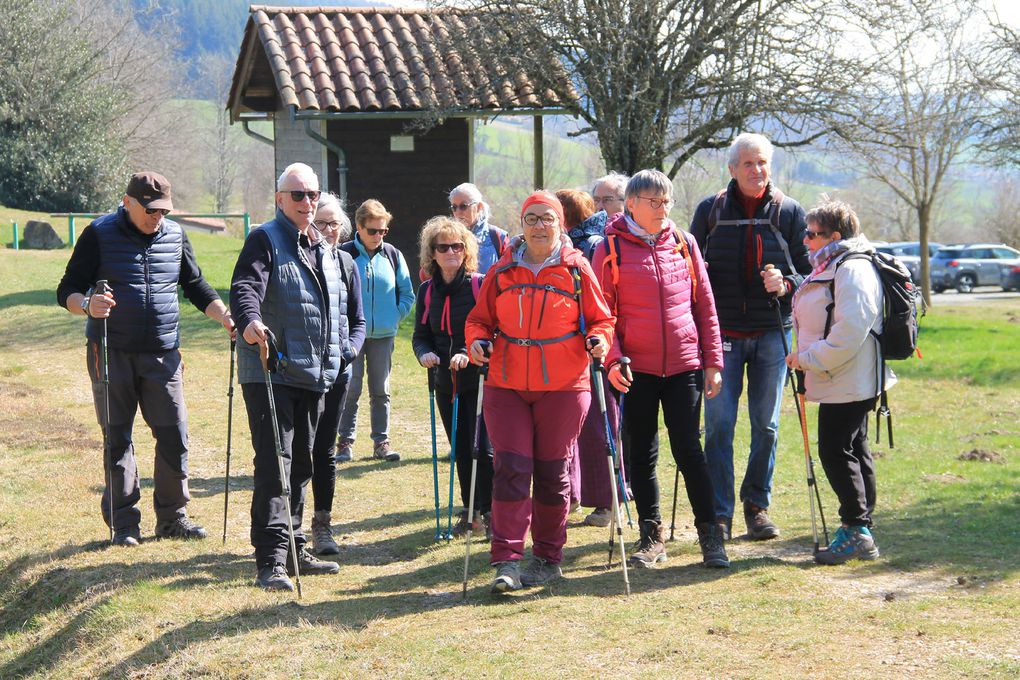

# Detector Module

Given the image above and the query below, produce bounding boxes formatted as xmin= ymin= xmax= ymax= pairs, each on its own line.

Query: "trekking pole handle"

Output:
xmin=95 ymin=279 xmax=111 ymax=295
xmin=586 ymin=336 xmax=603 ymax=369
xmin=795 ymin=369 xmax=806 ymax=396
xmin=261 ymin=328 xmax=283 ymax=374
xmin=619 ymin=356 xmax=632 ymax=383
xmin=427 ymin=364 xmax=436 ymax=392
xmin=478 ymin=340 xmax=492 ymax=378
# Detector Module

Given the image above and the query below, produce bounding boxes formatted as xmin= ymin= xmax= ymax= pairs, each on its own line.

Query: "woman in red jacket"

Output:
xmin=466 ymin=191 xmax=615 ymax=593
xmin=592 ymin=169 xmax=729 ymax=570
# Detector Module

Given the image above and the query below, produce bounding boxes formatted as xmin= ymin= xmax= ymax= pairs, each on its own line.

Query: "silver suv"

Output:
xmin=930 ymin=244 xmax=1020 ymax=293
xmin=875 ymin=241 xmax=942 ymax=284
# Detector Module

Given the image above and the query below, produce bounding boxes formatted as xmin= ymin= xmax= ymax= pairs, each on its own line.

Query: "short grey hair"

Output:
xmin=448 ymin=182 xmax=490 ymax=220
xmin=592 ymin=172 xmax=629 ymax=198
xmin=625 ymin=169 xmax=672 ymax=200
xmin=276 ymin=162 xmax=318 ymax=191
xmin=727 ymin=133 xmax=774 ymax=168
xmin=316 ymin=192 xmax=352 ymax=242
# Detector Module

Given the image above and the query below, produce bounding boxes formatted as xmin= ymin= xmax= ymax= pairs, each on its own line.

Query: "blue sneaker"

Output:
xmin=815 ymin=526 xmax=880 ymax=565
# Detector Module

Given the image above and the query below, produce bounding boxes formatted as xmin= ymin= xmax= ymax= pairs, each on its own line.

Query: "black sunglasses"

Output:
xmin=144 ymin=207 xmax=170 ymax=216
xmin=364 ymin=227 xmax=389 ymax=236
xmin=434 ymin=242 xmax=465 ymax=253
xmin=805 ymin=229 xmax=829 ymax=240
xmin=288 ymin=190 xmax=321 ymax=202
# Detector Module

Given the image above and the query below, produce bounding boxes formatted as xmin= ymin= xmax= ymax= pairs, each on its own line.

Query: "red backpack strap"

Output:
xmin=420 ymin=279 xmax=433 ymax=325
xmin=470 ymin=272 xmax=483 ymax=300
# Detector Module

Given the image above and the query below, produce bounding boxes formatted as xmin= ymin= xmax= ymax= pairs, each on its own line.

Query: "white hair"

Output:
xmin=448 ymin=182 xmax=490 ymax=220
xmin=592 ymin=172 xmax=629 ymax=197
xmin=315 ymin=192 xmax=352 ymax=242
xmin=727 ymin=133 xmax=774 ymax=168
xmin=276 ymin=162 xmax=318 ymax=191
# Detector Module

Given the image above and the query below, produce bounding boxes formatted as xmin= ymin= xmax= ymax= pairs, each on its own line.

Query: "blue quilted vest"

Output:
xmin=85 ymin=207 xmax=182 ymax=352
xmin=236 ymin=215 xmax=342 ymax=392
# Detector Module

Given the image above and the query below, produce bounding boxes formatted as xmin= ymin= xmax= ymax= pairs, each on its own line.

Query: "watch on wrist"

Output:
xmin=81 ymin=295 xmax=91 ymax=317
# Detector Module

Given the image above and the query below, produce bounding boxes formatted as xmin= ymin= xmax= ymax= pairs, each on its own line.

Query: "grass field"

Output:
xmin=0 ymin=233 xmax=1017 ymax=678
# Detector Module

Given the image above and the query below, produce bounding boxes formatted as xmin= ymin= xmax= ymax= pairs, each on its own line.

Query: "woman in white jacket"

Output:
xmin=786 ymin=198 xmax=894 ymax=565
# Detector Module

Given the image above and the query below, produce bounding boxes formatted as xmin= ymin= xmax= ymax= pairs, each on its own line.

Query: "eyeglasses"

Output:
xmin=144 ymin=207 xmax=170 ymax=216
xmin=434 ymin=242 xmax=465 ymax=254
xmin=313 ymin=220 xmax=342 ymax=232
xmin=522 ymin=214 xmax=557 ymax=227
xmin=805 ymin=230 xmax=829 ymax=240
xmin=450 ymin=201 xmax=478 ymax=212
xmin=593 ymin=196 xmax=623 ymax=205
xmin=363 ymin=226 xmax=389 ymax=236
xmin=288 ymin=190 xmax=321 ymax=202
xmin=636 ymin=195 xmax=673 ymax=209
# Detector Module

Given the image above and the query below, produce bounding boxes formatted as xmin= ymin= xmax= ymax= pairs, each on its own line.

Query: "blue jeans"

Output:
xmin=704 ymin=329 xmax=789 ymax=519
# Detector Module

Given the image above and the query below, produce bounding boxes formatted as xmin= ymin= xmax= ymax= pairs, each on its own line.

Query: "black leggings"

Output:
xmin=310 ymin=369 xmax=350 ymax=512
xmin=817 ymin=398 xmax=877 ymax=527
xmin=436 ymin=387 xmax=494 ymax=513
xmin=623 ymin=370 xmax=716 ymax=525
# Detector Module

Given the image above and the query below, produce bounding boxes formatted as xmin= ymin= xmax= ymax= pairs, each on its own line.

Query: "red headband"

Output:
xmin=520 ymin=191 xmax=564 ymax=226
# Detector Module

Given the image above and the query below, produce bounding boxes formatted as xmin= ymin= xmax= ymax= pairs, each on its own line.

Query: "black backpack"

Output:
xmin=823 ymin=250 xmax=924 ymax=446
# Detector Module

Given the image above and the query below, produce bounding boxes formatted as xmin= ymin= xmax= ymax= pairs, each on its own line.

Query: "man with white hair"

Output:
xmin=591 ymin=173 xmax=628 ymax=216
xmin=230 ymin=163 xmax=347 ymax=590
xmin=689 ymin=133 xmax=811 ymax=542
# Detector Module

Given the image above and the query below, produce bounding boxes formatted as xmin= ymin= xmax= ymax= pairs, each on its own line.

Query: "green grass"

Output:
xmin=0 ymin=244 xmax=1017 ymax=678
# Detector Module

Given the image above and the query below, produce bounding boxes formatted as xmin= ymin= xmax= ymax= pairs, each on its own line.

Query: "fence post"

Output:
xmin=243 ymin=212 xmax=250 ymax=238
xmin=69 ymin=215 xmax=76 ymax=246
xmin=12 ymin=222 xmax=18 ymax=250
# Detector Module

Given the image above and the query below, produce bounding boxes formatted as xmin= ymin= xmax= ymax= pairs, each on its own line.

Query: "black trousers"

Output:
xmin=242 ymin=381 xmax=323 ymax=569
xmin=87 ymin=343 xmax=190 ymax=531
xmin=310 ymin=366 xmax=351 ymax=512
xmin=436 ymin=387 xmax=494 ymax=513
xmin=817 ymin=398 xmax=877 ymax=528
xmin=623 ymin=370 xmax=716 ymax=525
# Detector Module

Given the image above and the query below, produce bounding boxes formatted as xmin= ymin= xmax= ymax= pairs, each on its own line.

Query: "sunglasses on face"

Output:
xmin=288 ymin=190 xmax=321 ymax=202
xmin=522 ymin=214 xmax=557 ymax=227
xmin=144 ymin=207 xmax=170 ymax=216
xmin=433 ymin=242 xmax=465 ymax=254
xmin=363 ymin=227 xmax=389 ymax=236
xmin=805 ymin=230 xmax=829 ymax=240
xmin=450 ymin=201 xmax=477 ymax=212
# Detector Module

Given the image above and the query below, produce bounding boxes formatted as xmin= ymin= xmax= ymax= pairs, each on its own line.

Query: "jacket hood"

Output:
xmin=568 ymin=210 xmax=608 ymax=241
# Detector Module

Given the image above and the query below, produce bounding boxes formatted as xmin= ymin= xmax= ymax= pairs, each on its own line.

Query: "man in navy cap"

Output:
xmin=57 ymin=171 xmax=234 ymax=546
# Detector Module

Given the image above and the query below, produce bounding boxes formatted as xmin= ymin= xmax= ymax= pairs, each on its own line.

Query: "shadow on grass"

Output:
xmin=0 ymin=289 xmax=55 ymax=308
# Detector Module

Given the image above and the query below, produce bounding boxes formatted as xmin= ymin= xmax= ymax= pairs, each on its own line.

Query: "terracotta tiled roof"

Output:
xmin=229 ymin=5 xmax=575 ymax=118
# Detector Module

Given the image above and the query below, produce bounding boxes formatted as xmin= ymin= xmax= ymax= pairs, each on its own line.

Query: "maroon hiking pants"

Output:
xmin=484 ymin=386 xmax=590 ymax=565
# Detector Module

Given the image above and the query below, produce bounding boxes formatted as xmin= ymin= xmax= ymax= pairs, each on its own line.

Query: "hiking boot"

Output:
xmin=113 ymin=526 xmax=141 ymax=547
xmin=491 ymin=561 xmax=522 ymax=593
xmin=569 ymin=500 xmax=581 ymax=514
xmin=481 ymin=511 xmax=492 ymax=541
xmin=155 ymin=516 xmax=208 ymax=540
xmin=520 ymin=556 xmax=563 ymax=587
xmin=584 ymin=507 xmax=612 ymax=527
xmin=287 ymin=546 xmax=340 ymax=576
xmin=630 ymin=519 xmax=667 ymax=568
xmin=697 ymin=522 xmax=730 ymax=568
xmin=451 ymin=509 xmax=472 ymax=537
xmin=373 ymin=440 xmax=400 ymax=462
xmin=255 ymin=564 xmax=294 ymax=591
xmin=716 ymin=516 xmax=732 ymax=541
xmin=336 ymin=438 xmax=354 ymax=463
xmin=814 ymin=526 xmax=880 ymax=565
xmin=743 ymin=502 xmax=780 ymax=540
xmin=311 ymin=510 xmax=340 ymax=555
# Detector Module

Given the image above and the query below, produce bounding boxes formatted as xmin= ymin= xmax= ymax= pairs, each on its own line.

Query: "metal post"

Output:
xmin=69 ymin=216 xmax=76 ymax=246
xmin=12 ymin=222 xmax=18 ymax=250
xmin=243 ymin=213 xmax=251 ymax=238
xmin=533 ymin=115 xmax=544 ymax=189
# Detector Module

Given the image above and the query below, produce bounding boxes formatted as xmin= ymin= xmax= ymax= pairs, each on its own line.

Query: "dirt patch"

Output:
xmin=922 ymin=472 xmax=966 ymax=483
xmin=0 ymin=379 xmax=100 ymax=451
xmin=957 ymin=449 xmax=1006 ymax=464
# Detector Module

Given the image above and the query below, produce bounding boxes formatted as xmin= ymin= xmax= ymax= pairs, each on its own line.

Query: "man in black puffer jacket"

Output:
xmin=57 ymin=172 xmax=234 ymax=547
xmin=690 ymin=133 xmax=811 ymax=543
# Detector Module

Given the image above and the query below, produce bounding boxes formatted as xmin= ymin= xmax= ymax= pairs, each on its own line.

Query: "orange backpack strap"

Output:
xmin=603 ymin=234 xmax=620 ymax=286
xmin=673 ymin=230 xmax=698 ymax=305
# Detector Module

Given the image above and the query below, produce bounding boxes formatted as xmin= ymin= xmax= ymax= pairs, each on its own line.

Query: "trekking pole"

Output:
xmin=445 ymin=370 xmax=460 ymax=540
xmin=260 ymin=329 xmax=302 ymax=598
xmin=588 ymin=338 xmax=630 ymax=596
xmin=428 ymin=367 xmax=443 ymax=540
xmin=222 ymin=337 xmax=236 ymax=544
xmin=462 ymin=341 xmax=491 ymax=599
xmin=614 ymin=357 xmax=633 ymax=528
xmin=95 ymin=279 xmax=114 ymax=543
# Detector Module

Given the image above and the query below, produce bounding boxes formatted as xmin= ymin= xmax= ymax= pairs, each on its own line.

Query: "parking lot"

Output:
xmin=930 ymin=287 xmax=1020 ymax=305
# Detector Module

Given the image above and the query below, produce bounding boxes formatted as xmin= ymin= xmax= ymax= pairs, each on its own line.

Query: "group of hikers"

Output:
xmin=57 ymin=132 xmax=892 ymax=593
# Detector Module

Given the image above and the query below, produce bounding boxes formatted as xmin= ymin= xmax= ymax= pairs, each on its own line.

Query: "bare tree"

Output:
xmin=435 ymin=0 xmax=868 ymax=178
xmin=979 ymin=18 xmax=1020 ymax=167
xmin=825 ymin=0 xmax=994 ymax=306
xmin=195 ymin=52 xmax=246 ymax=213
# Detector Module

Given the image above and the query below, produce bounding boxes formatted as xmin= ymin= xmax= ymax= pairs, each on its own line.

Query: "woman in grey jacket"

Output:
xmin=786 ymin=199 xmax=895 ymax=565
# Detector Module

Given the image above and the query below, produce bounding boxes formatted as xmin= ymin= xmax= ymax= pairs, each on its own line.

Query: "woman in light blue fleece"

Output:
xmin=448 ymin=182 xmax=510 ymax=274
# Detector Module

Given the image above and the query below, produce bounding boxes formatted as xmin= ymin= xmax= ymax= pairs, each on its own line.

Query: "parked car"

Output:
xmin=930 ymin=244 xmax=1020 ymax=293
xmin=1002 ymin=264 xmax=1020 ymax=292
xmin=875 ymin=241 xmax=942 ymax=284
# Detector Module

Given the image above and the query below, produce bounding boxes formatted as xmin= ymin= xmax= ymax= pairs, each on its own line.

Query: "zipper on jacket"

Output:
xmin=367 ymin=254 xmax=375 ymax=336
xmin=297 ymin=239 xmax=330 ymax=386
xmin=143 ymin=249 xmax=151 ymax=344
xmin=651 ymin=240 xmax=669 ymax=377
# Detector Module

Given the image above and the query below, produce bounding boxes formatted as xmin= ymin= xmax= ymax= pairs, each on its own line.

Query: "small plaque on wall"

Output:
xmin=390 ymin=135 xmax=415 ymax=152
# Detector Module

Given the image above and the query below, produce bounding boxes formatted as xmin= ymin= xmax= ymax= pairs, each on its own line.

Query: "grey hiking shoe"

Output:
xmin=113 ymin=526 xmax=141 ymax=547
xmin=155 ymin=516 xmax=208 ymax=540
xmin=743 ymin=502 xmax=780 ymax=540
xmin=630 ymin=519 xmax=667 ymax=568
xmin=336 ymin=438 xmax=354 ymax=463
xmin=584 ymin=507 xmax=612 ymax=527
xmin=491 ymin=561 xmax=522 ymax=593
xmin=373 ymin=440 xmax=400 ymax=462
xmin=287 ymin=546 xmax=340 ymax=576
xmin=311 ymin=510 xmax=340 ymax=555
xmin=697 ymin=522 xmax=730 ymax=568
xmin=520 ymin=557 xmax=562 ymax=587
xmin=255 ymin=564 xmax=294 ymax=591
xmin=814 ymin=526 xmax=880 ymax=565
